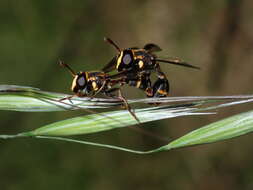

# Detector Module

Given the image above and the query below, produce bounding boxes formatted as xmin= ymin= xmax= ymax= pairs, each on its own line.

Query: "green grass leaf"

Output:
xmin=157 ymin=110 xmax=253 ymax=151
xmin=1 ymin=85 xmax=253 ymax=112
xmin=0 ymin=85 xmax=122 ymax=111
xmin=21 ymin=106 xmax=210 ymax=136
xmin=3 ymin=109 xmax=251 ymax=154
xmin=1 ymin=85 xmax=253 ymax=154
xmin=28 ymin=109 xmax=253 ymax=154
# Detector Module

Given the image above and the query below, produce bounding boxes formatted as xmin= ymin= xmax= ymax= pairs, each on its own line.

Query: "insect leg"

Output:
xmin=150 ymin=64 xmax=169 ymax=99
xmin=104 ymin=88 xmax=121 ymax=97
xmin=59 ymin=94 xmax=77 ymax=104
xmin=104 ymin=88 xmax=140 ymax=124
xmin=118 ymin=88 xmax=141 ymax=124
xmin=140 ymin=72 xmax=154 ymax=97
xmin=154 ymin=63 xmax=167 ymax=79
xmin=90 ymin=80 xmax=107 ymax=98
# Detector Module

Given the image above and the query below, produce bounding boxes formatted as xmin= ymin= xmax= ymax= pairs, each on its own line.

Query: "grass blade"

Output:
xmin=158 ymin=110 xmax=253 ymax=151
xmin=23 ymin=109 xmax=253 ymax=154
xmin=2 ymin=109 xmax=251 ymax=154
xmin=1 ymin=85 xmax=253 ymax=154
xmin=21 ymin=105 xmax=208 ymax=136
xmin=1 ymin=85 xmax=253 ymax=112
xmin=0 ymin=85 xmax=122 ymax=111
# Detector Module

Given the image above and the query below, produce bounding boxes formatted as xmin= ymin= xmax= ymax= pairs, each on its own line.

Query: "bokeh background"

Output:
xmin=1 ymin=0 xmax=253 ymax=189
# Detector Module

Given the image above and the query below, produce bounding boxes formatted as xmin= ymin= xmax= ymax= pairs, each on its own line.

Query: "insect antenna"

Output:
xmin=104 ymin=37 xmax=121 ymax=52
xmin=58 ymin=60 xmax=76 ymax=77
xmin=156 ymin=59 xmax=200 ymax=70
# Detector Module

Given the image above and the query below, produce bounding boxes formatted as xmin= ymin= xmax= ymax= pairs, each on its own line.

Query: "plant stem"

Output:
xmin=35 ymin=135 xmax=158 ymax=154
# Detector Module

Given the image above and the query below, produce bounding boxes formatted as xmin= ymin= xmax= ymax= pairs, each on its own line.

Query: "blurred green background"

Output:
xmin=1 ymin=0 xmax=253 ymax=189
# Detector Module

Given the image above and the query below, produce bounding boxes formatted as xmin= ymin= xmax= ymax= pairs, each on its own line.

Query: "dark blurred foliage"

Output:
xmin=1 ymin=0 xmax=253 ymax=189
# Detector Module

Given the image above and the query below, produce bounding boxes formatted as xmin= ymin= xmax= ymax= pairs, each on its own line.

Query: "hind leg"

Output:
xmin=104 ymin=88 xmax=140 ymax=123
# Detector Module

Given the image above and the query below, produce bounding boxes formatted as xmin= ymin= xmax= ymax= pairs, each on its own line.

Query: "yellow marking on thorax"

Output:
xmin=92 ymin=81 xmax=98 ymax=91
xmin=71 ymin=75 xmax=78 ymax=91
xmin=138 ymin=60 xmax=144 ymax=69
xmin=116 ymin=52 xmax=123 ymax=69
xmin=89 ymin=76 xmax=96 ymax=81
xmin=136 ymin=56 xmax=143 ymax=60
xmin=132 ymin=49 xmax=145 ymax=60
xmin=85 ymin=72 xmax=89 ymax=80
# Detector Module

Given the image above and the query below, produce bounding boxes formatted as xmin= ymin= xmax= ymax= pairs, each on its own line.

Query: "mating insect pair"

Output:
xmin=59 ymin=38 xmax=200 ymax=122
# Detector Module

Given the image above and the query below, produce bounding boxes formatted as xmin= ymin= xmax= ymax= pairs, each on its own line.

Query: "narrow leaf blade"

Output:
xmin=27 ymin=106 xmax=205 ymax=136
xmin=158 ymin=110 xmax=253 ymax=151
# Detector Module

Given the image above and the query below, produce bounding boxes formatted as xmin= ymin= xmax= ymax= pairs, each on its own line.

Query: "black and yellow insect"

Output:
xmin=58 ymin=61 xmax=140 ymax=122
xmin=102 ymin=37 xmax=200 ymax=76
xmin=102 ymin=37 xmax=198 ymax=98
xmin=59 ymin=61 xmax=125 ymax=98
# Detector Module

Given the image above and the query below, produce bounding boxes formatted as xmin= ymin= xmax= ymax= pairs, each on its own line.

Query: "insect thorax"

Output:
xmin=86 ymin=71 xmax=107 ymax=93
xmin=116 ymin=48 xmax=156 ymax=73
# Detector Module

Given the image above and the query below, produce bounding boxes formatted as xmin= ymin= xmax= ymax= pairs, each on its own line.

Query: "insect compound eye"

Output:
xmin=122 ymin=53 xmax=132 ymax=65
xmin=77 ymin=76 xmax=86 ymax=87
